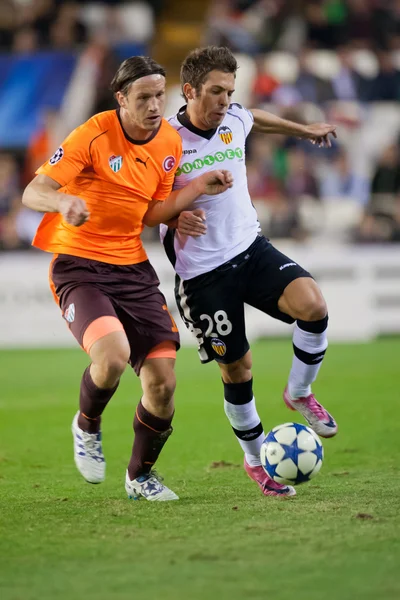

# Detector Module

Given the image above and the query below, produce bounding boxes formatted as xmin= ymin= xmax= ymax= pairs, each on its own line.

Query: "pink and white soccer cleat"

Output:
xmin=283 ymin=386 xmax=338 ymax=438
xmin=244 ymin=459 xmax=296 ymax=497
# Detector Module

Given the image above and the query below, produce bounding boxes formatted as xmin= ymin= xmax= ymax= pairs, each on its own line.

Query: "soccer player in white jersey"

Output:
xmin=160 ymin=46 xmax=338 ymax=498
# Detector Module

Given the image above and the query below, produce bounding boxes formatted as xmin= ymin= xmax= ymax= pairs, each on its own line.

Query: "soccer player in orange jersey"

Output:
xmin=22 ymin=56 xmax=233 ymax=501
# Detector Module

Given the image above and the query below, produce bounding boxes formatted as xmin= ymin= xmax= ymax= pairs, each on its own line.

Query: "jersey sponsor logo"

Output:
xmin=211 ymin=337 xmax=226 ymax=357
xmin=183 ymin=149 xmax=197 ymax=155
xmin=49 ymin=146 xmax=64 ymax=165
xmin=218 ymin=125 xmax=233 ymax=145
xmin=109 ymin=155 xmax=123 ymax=173
xmin=63 ymin=303 xmax=75 ymax=323
xmin=279 ymin=262 xmax=297 ymax=271
xmin=176 ymin=147 xmax=243 ymax=176
xmin=135 ymin=156 xmax=149 ymax=168
xmin=163 ymin=155 xmax=176 ymax=172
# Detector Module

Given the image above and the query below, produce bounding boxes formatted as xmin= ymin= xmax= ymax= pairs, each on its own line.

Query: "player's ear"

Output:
xmin=115 ymin=91 xmax=126 ymax=109
xmin=183 ymin=83 xmax=195 ymax=101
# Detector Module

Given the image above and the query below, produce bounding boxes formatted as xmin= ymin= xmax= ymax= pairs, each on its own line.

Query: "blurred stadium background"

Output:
xmin=1 ymin=0 xmax=400 ymax=346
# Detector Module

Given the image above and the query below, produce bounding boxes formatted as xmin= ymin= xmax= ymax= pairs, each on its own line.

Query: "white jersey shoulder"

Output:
xmin=160 ymin=104 xmax=260 ymax=281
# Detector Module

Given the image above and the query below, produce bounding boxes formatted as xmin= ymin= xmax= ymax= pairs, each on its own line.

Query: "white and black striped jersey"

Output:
xmin=160 ymin=103 xmax=260 ymax=280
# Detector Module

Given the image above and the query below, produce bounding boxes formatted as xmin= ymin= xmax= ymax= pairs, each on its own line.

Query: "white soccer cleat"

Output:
xmin=71 ymin=411 xmax=105 ymax=484
xmin=125 ymin=470 xmax=179 ymax=501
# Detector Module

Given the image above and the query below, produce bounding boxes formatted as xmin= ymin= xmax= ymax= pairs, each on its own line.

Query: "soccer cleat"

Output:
xmin=244 ymin=458 xmax=296 ymax=497
xmin=125 ymin=470 xmax=179 ymax=501
xmin=71 ymin=411 xmax=105 ymax=484
xmin=283 ymin=386 xmax=338 ymax=438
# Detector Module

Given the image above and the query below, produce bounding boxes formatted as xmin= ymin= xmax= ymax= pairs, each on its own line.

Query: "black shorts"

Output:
xmin=174 ymin=235 xmax=311 ymax=364
xmin=50 ymin=254 xmax=180 ymax=375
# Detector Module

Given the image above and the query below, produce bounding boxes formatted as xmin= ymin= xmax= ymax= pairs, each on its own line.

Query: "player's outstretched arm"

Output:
xmin=143 ymin=170 xmax=233 ymax=227
xmin=23 ymin=174 xmax=90 ymax=227
xmin=250 ymin=108 xmax=337 ymax=148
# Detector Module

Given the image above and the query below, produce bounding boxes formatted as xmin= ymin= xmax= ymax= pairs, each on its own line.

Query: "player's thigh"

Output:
xmin=175 ymin=271 xmax=248 ymax=364
xmin=116 ymin=285 xmax=180 ymax=376
xmin=57 ymin=283 xmax=127 ymax=354
xmin=244 ymin=237 xmax=312 ymax=324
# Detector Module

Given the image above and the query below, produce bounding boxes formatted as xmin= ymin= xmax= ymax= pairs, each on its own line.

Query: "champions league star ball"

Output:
xmin=260 ymin=423 xmax=324 ymax=485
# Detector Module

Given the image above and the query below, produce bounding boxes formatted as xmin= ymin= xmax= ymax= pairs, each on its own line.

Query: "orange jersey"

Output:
xmin=32 ymin=110 xmax=182 ymax=264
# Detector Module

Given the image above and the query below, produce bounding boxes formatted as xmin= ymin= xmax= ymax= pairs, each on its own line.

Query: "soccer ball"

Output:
xmin=260 ymin=422 xmax=324 ymax=485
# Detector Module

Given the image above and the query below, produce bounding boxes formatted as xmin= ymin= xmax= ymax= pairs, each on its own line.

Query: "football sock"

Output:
xmin=78 ymin=366 xmax=119 ymax=433
xmin=288 ymin=316 xmax=328 ymax=399
xmin=128 ymin=400 xmax=173 ymax=481
xmin=223 ymin=379 xmax=264 ymax=467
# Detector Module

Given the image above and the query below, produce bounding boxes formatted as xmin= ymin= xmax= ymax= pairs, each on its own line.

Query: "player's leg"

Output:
xmin=50 ymin=256 xmax=131 ymax=483
xmin=114 ymin=262 xmax=180 ymax=500
xmin=175 ymin=259 xmax=295 ymax=497
xmin=219 ymin=351 xmax=295 ymax=498
xmin=125 ymin=350 xmax=179 ymax=501
xmin=277 ymin=277 xmax=337 ymax=437
xmin=244 ymin=236 xmax=337 ymax=438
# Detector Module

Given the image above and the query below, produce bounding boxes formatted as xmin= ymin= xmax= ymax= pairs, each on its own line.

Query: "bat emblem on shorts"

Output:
xmin=211 ymin=338 xmax=227 ymax=356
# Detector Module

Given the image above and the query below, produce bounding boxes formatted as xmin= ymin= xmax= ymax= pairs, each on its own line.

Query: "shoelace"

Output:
xmin=306 ymin=396 xmax=329 ymax=420
xmin=80 ymin=431 xmax=103 ymax=460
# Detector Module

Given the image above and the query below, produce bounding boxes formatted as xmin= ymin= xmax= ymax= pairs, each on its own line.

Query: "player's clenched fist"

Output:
xmin=198 ymin=169 xmax=234 ymax=196
xmin=58 ymin=195 xmax=90 ymax=227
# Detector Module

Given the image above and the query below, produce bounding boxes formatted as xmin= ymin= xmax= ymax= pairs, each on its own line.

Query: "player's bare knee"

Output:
xmin=220 ymin=353 xmax=252 ymax=384
xmin=145 ymin=372 xmax=176 ymax=407
xmin=298 ymin=297 xmax=327 ymax=322
xmin=100 ymin=350 xmax=130 ymax=380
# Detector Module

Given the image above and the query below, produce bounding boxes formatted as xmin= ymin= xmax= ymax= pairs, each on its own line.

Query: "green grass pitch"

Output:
xmin=0 ymin=339 xmax=399 ymax=600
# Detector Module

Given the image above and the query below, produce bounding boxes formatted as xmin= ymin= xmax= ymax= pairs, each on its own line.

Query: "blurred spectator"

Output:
xmin=332 ymin=45 xmax=369 ymax=102
xmin=0 ymin=152 xmax=43 ymax=250
xmin=368 ymin=51 xmax=400 ymax=102
xmin=371 ymin=144 xmax=400 ymax=195
xmin=23 ymin=108 xmax=59 ymax=186
xmin=305 ymin=0 xmax=348 ymax=49
xmin=251 ymin=55 xmax=280 ymax=104
xmin=267 ymin=187 xmax=307 ymax=240
xmin=284 ymin=147 xmax=320 ymax=200
xmin=320 ymin=149 xmax=369 ymax=205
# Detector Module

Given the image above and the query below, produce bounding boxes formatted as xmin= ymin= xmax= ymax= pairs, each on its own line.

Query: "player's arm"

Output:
xmin=22 ymin=122 xmax=94 ymax=226
xmin=143 ymin=170 xmax=233 ymax=227
xmin=250 ymin=108 xmax=337 ymax=147
xmin=22 ymin=174 xmax=89 ymax=226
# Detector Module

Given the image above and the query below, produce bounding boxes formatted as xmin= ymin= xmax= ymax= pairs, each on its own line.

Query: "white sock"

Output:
xmin=224 ymin=396 xmax=264 ymax=467
xmin=288 ymin=321 xmax=328 ymax=399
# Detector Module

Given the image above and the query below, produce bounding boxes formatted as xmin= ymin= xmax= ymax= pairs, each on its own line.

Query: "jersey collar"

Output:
xmin=176 ymin=106 xmax=217 ymax=140
xmin=116 ymin=108 xmax=161 ymax=145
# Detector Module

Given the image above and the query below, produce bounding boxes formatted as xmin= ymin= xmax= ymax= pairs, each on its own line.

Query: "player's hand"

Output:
xmin=178 ymin=209 xmax=207 ymax=237
xmin=303 ymin=123 xmax=337 ymax=148
xmin=200 ymin=169 xmax=234 ymax=195
xmin=58 ymin=195 xmax=90 ymax=227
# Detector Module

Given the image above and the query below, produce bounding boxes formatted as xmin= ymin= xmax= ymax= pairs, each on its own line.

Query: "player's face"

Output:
xmin=118 ymin=74 xmax=166 ymax=134
xmin=187 ymin=70 xmax=235 ymax=129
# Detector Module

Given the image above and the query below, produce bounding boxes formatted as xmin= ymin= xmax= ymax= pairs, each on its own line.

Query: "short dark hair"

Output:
xmin=110 ymin=56 xmax=166 ymax=96
xmin=180 ymin=46 xmax=238 ymax=101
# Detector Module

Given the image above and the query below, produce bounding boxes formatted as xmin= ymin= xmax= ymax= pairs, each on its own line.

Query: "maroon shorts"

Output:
xmin=50 ymin=254 xmax=180 ymax=375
